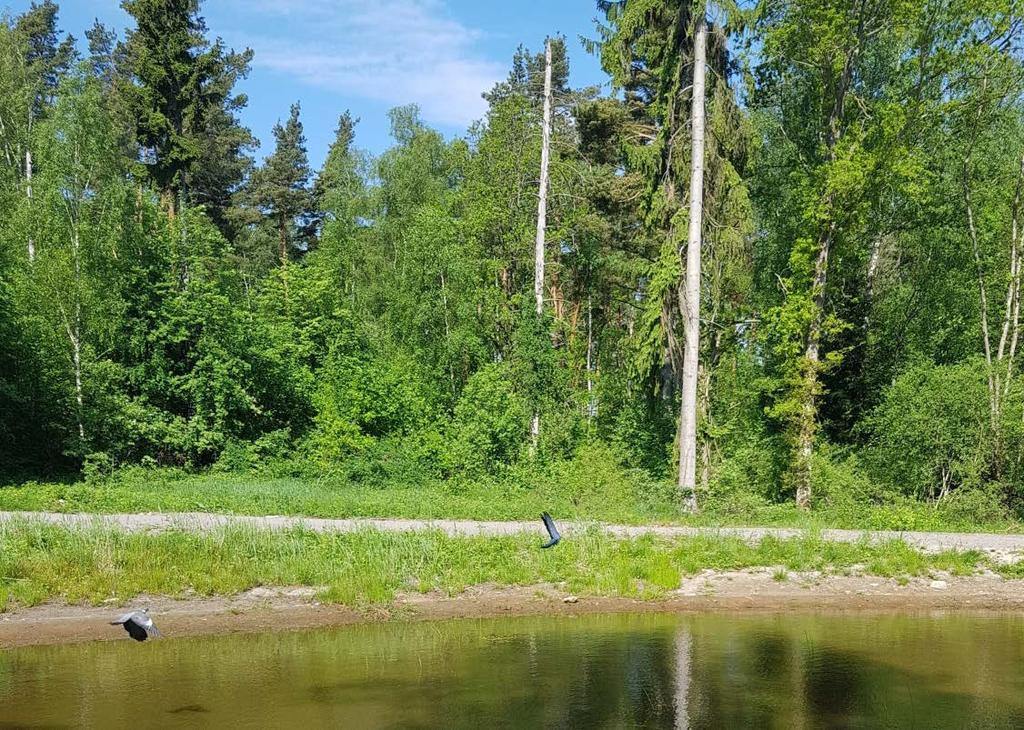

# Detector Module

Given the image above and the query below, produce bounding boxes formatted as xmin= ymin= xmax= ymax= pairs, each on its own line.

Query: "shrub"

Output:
xmin=863 ymin=359 xmax=992 ymax=501
xmin=445 ymin=362 xmax=528 ymax=476
xmin=937 ymin=488 xmax=1010 ymax=529
xmin=810 ymin=446 xmax=884 ymax=509
xmin=214 ymin=429 xmax=293 ymax=473
xmin=313 ymin=347 xmax=436 ymax=460
xmin=711 ymin=437 xmax=788 ymax=503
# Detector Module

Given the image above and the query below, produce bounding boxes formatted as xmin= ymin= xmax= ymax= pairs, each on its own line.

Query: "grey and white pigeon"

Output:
xmin=110 ymin=609 xmax=161 ymax=642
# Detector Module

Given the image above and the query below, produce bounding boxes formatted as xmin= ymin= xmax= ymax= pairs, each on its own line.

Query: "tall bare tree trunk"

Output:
xmin=26 ymin=148 xmax=35 ymax=261
xmin=678 ymin=14 xmax=707 ymax=513
xmin=531 ymin=37 xmax=553 ymax=449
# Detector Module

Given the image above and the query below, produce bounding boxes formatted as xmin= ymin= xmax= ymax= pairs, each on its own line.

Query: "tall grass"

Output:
xmin=1 ymin=466 xmax=1020 ymax=533
xmin=0 ymin=521 xmax=992 ymax=611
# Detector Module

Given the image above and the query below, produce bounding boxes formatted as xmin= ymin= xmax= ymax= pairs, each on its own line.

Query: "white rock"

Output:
xmin=929 ymin=580 xmax=948 ymax=590
xmin=563 ymin=595 xmax=579 ymax=604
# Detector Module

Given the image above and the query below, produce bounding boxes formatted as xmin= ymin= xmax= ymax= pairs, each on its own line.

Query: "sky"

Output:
xmin=5 ymin=0 xmax=611 ymax=167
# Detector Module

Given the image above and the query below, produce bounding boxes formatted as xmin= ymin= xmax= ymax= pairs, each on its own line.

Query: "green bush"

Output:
xmin=313 ymin=346 xmax=436 ymax=460
xmin=711 ymin=437 xmax=787 ymax=503
xmin=810 ymin=447 xmax=884 ymax=509
xmin=863 ymin=359 xmax=992 ymax=501
xmin=214 ymin=429 xmax=294 ymax=473
xmin=937 ymin=488 xmax=1010 ymax=529
xmin=82 ymin=452 xmax=114 ymax=483
xmin=445 ymin=362 xmax=528 ymax=476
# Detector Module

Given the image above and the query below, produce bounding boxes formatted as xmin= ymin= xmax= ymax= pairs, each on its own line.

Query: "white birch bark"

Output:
xmin=27 ymin=147 xmax=34 ymax=262
xmin=678 ymin=14 xmax=707 ymax=512
xmin=531 ymin=37 xmax=553 ymax=448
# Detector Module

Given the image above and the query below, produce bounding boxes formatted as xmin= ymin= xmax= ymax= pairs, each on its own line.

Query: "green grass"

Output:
xmin=1 ymin=468 xmax=1021 ymax=533
xmin=0 ymin=521 xmax=1001 ymax=611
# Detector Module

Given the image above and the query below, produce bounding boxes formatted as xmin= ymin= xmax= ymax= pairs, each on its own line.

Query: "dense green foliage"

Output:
xmin=3 ymin=1 xmax=1024 ymax=527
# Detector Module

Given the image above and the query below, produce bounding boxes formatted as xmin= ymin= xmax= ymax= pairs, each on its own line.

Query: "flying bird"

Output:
xmin=110 ymin=609 xmax=161 ymax=642
xmin=540 ymin=511 xmax=561 ymax=549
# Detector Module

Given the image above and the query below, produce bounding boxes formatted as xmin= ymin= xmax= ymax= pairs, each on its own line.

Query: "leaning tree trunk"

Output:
xmin=678 ymin=13 xmax=707 ymax=513
xmin=531 ymin=37 xmax=553 ymax=450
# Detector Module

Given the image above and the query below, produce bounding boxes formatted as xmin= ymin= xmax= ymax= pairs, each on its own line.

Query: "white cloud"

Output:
xmin=228 ymin=0 xmax=504 ymax=129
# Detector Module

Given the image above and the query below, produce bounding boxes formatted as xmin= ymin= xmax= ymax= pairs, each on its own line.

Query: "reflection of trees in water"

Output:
xmin=5 ymin=614 xmax=1024 ymax=727
xmin=534 ymin=628 xmax=678 ymax=727
xmin=675 ymin=627 xmax=691 ymax=730
xmin=682 ymin=614 xmax=1024 ymax=729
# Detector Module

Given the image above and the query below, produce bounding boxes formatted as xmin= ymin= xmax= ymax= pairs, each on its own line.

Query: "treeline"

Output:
xmin=2 ymin=0 xmax=1024 ymax=518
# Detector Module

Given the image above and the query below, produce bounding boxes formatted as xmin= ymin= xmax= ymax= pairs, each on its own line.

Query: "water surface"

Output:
xmin=2 ymin=612 xmax=1023 ymax=728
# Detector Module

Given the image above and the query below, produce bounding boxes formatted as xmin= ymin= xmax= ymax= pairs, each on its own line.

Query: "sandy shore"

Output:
xmin=4 ymin=569 xmax=1024 ymax=648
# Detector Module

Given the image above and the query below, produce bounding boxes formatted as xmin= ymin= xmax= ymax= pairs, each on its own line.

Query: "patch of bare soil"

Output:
xmin=3 ymin=570 xmax=1024 ymax=649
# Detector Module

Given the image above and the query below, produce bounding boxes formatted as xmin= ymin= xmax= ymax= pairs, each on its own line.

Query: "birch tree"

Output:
xmin=0 ymin=1 xmax=73 ymax=261
xmin=26 ymin=70 xmax=126 ymax=454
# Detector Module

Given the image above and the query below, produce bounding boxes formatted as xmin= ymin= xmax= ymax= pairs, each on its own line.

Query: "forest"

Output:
xmin=2 ymin=0 xmax=1024 ymax=526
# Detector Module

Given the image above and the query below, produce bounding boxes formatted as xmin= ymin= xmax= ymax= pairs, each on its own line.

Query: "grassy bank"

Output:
xmin=1 ymin=467 xmax=1022 ymax=533
xmin=0 ymin=520 xmax=1000 ymax=611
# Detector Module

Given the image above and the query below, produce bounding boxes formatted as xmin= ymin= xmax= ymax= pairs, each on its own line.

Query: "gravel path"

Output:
xmin=2 ymin=510 xmax=1023 ymax=560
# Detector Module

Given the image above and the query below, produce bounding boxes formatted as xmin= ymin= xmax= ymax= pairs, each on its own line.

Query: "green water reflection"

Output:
xmin=2 ymin=612 xmax=1024 ymax=728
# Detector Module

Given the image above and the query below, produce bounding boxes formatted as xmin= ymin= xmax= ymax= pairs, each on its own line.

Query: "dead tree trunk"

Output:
xmin=678 ymin=13 xmax=707 ymax=513
xmin=26 ymin=147 xmax=34 ymax=262
xmin=531 ymin=37 xmax=553 ymax=449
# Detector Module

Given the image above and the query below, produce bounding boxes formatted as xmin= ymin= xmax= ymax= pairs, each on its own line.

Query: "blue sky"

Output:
xmin=5 ymin=0 xmax=611 ymax=167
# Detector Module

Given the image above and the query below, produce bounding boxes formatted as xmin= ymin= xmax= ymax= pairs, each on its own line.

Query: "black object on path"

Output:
xmin=540 ymin=511 xmax=561 ymax=548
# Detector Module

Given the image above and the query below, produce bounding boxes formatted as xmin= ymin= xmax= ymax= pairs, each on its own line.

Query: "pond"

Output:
xmin=2 ymin=611 xmax=1024 ymax=728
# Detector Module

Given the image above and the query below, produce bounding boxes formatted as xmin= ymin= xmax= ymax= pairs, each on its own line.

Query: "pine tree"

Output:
xmin=85 ymin=21 xmax=116 ymax=83
xmin=247 ymin=103 xmax=314 ymax=267
xmin=14 ymin=0 xmax=75 ymax=113
xmin=483 ymin=37 xmax=569 ymax=107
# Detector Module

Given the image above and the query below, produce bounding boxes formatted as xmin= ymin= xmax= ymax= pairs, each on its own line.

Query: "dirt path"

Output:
xmin=2 ymin=510 xmax=1023 ymax=560
xmin=3 ymin=571 xmax=1023 ymax=648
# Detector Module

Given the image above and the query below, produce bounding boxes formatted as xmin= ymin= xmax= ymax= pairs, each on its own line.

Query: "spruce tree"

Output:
xmin=314 ymin=111 xmax=361 ymax=221
xmin=118 ymin=0 xmax=254 ymax=226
